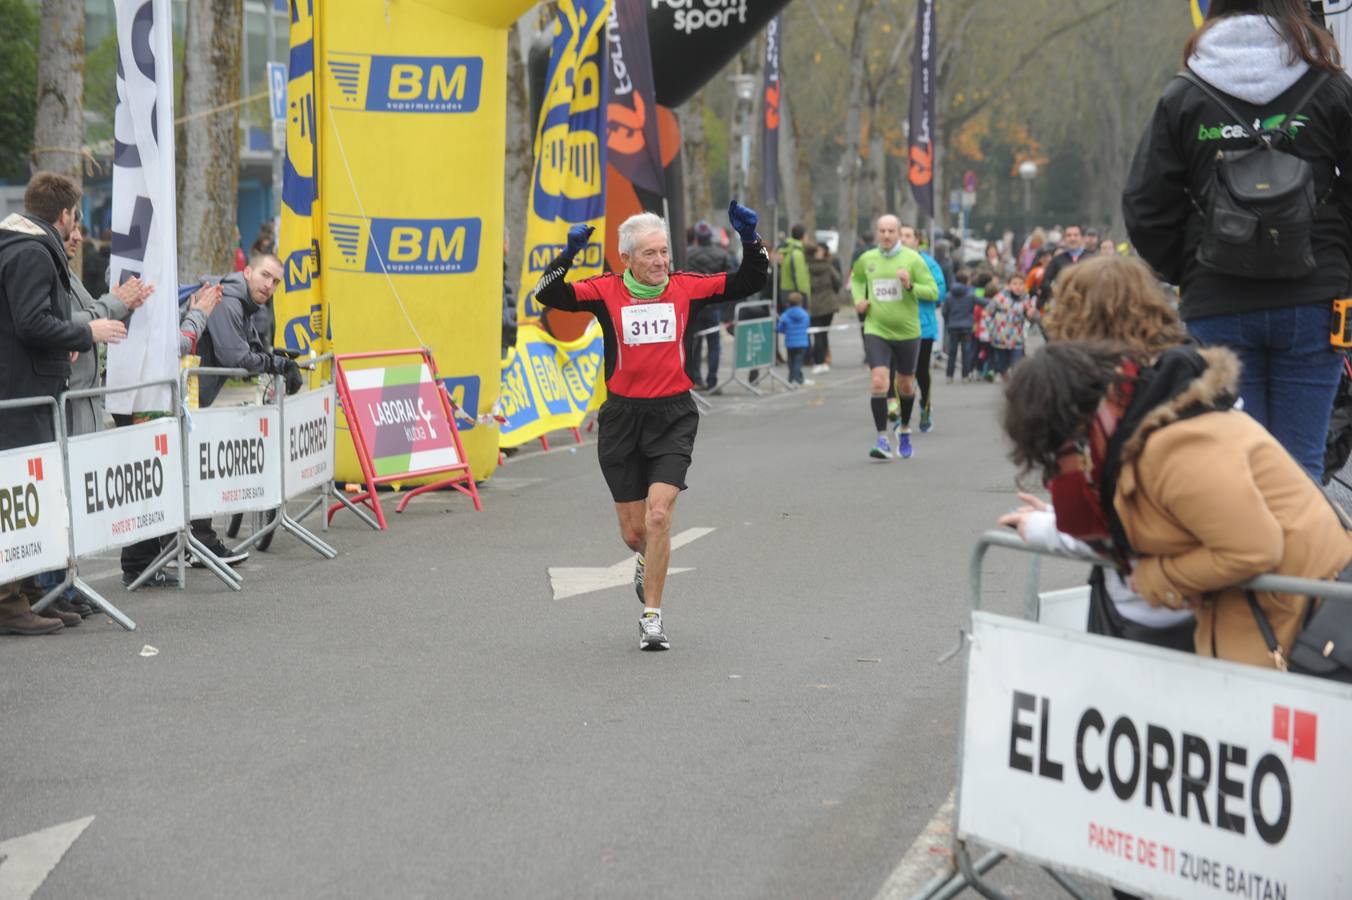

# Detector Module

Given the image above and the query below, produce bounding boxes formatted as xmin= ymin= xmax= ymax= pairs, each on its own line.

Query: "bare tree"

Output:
xmin=504 ymin=16 xmax=539 ymax=300
xmin=32 ymin=0 xmax=85 ymax=182
xmin=177 ymin=0 xmax=243 ymax=281
xmin=677 ymin=88 xmax=711 ymax=227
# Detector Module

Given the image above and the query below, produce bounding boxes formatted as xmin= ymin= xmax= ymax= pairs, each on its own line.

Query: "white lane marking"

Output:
xmin=872 ymin=793 xmax=955 ymax=900
xmin=0 ymin=816 xmax=94 ymax=900
xmin=548 ymin=527 xmax=716 ymax=600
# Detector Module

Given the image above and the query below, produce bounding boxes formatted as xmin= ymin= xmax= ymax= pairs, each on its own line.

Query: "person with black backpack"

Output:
xmin=1123 ymin=0 xmax=1352 ymax=482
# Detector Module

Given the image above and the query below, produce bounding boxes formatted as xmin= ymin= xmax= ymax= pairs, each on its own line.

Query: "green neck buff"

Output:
xmin=623 ymin=268 xmax=668 ymax=299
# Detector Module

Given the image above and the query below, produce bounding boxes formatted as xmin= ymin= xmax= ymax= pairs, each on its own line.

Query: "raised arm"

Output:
xmin=532 ymin=224 xmax=605 ymax=315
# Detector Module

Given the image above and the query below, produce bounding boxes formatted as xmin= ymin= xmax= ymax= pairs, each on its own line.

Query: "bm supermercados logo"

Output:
xmin=326 ymin=53 xmax=483 ymax=114
xmin=327 ymin=214 xmax=482 ymax=276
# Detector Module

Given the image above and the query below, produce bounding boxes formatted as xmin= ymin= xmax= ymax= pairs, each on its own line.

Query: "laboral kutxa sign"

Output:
xmin=958 ymin=612 xmax=1352 ymax=899
xmin=0 ymin=442 xmax=69 ymax=581
xmin=341 ymin=364 xmax=459 ymax=477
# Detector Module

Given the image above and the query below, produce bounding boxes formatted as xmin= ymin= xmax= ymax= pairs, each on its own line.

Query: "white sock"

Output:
xmin=643 ymin=607 xmax=661 ymax=617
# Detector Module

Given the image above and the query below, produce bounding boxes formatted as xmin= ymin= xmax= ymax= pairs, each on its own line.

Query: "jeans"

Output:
xmin=1187 ymin=302 xmax=1342 ymax=480
xmin=685 ymin=306 xmax=722 ymax=389
xmin=787 ymin=347 xmax=806 ymax=384
xmin=945 ymin=328 xmax=974 ymax=378
xmin=809 ymin=312 xmax=833 ymax=365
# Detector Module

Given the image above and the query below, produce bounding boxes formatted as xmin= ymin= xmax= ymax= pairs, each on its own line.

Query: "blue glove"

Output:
xmin=728 ymin=201 xmax=759 ymax=243
xmin=563 ymin=224 xmax=595 ymax=261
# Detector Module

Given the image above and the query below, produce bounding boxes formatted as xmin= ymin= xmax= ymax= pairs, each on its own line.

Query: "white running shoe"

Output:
xmin=640 ymin=611 xmax=669 ymax=651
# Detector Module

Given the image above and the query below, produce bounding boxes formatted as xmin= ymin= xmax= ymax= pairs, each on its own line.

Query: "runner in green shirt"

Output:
xmin=850 ymin=214 xmax=939 ymax=460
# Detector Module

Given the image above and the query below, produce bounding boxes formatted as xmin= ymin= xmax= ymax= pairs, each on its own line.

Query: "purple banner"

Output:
xmin=762 ymin=15 xmax=781 ymax=209
xmin=606 ymin=0 xmax=665 ymax=195
xmin=907 ymin=0 xmax=936 ymax=217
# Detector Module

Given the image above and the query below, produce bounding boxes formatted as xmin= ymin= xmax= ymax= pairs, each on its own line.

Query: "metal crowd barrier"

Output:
xmin=914 ymin=529 xmax=1352 ymax=900
xmin=48 ymin=377 xmax=186 ymax=630
xmin=230 ymin=353 xmax=354 ymax=555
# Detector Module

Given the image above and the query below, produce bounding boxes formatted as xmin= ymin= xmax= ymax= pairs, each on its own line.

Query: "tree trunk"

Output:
xmin=32 ymin=0 xmax=84 ymax=182
xmin=177 ymin=0 xmax=243 ymax=281
xmin=778 ymin=87 xmax=805 ymax=228
xmin=504 ymin=17 xmax=536 ymax=300
xmin=678 ymin=89 xmax=710 ymax=228
xmin=834 ymin=1 xmax=873 ymax=267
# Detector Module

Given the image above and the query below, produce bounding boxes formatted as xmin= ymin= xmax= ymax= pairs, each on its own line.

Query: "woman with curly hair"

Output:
xmin=1043 ymin=255 xmax=1187 ymax=356
xmin=1003 ymin=341 xmax=1352 ymax=668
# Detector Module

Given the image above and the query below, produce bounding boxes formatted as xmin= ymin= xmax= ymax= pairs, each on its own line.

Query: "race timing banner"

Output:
xmin=498 ymin=322 xmax=606 ymax=449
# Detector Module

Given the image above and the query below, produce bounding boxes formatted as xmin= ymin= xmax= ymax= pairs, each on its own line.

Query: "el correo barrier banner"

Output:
xmin=65 ymin=419 xmax=185 ymax=558
xmin=342 ymin=363 xmax=460 ymax=477
xmin=498 ymin=322 xmax=606 ymax=448
xmin=284 ymin=384 xmax=337 ymax=499
xmin=186 ymin=407 xmax=282 ymax=518
xmin=0 ymin=442 xmax=69 ymax=581
xmin=958 ymin=612 xmax=1352 ymax=899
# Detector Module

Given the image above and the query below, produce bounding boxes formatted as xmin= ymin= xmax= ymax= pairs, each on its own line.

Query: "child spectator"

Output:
xmin=941 ymin=270 xmax=977 ymax=383
xmin=776 ymin=293 xmax=812 ymax=387
xmin=986 ymin=273 xmax=1036 ymax=380
xmin=970 ymin=271 xmax=994 ymax=381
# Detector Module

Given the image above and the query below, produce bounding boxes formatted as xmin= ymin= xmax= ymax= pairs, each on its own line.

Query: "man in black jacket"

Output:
xmin=684 ymin=221 xmax=733 ymax=391
xmin=0 ymin=172 xmax=126 ymax=635
xmin=1036 ymin=224 xmax=1086 ymax=310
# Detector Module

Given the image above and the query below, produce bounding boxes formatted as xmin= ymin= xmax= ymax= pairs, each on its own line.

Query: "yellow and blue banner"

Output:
xmin=517 ymin=0 xmax=612 ymax=324
xmin=499 ymin=322 xmax=606 ymax=448
xmin=1190 ymin=0 xmax=1208 ymax=28
xmin=276 ymin=0 xmax=324 ymax=356
xmin=274 ymin=0 xmax=535 ymax=484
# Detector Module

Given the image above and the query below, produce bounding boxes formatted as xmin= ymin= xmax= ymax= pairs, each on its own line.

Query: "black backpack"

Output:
xmin=1179 ymin=69 xmax=1330 ymax=280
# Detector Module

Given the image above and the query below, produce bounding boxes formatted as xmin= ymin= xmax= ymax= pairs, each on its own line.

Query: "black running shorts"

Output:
xmin=863 ymin=334 xmax=921 ymax=375
xmin=596 ymin=392 xmax=699 ymax=503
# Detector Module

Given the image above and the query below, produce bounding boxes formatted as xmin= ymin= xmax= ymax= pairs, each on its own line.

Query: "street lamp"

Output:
xmin=728 ymin=74 xmax=758 ymax=205
xmin=1017 ymin=160 xmax=1039 ymax=250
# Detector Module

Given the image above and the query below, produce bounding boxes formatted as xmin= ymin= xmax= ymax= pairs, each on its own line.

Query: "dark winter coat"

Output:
xmin=806 ymin=256 xmax=842 ymax=317
xmin=0 ymin=213 xmax=92 ymax=450
xmin=1124 ymin=34 xmax=1352 ymax=320
xmin=197 ymin=273 xmax=276 ymax=407
xmin=941 ymin=283 xmax=977 ymax=331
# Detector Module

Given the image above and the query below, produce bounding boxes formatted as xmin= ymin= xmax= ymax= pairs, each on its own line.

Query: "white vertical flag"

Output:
xmin=105 ymin=0 xmax=179 ymax=415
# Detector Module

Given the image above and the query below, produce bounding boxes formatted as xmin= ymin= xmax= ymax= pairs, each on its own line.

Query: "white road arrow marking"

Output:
xmin=0 ymin=816 xmax=94 ymax=900
xmin=548 ymin=527 xmax=716 ymax=600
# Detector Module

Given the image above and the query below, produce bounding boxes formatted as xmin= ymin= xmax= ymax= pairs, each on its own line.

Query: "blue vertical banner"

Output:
xmin=907 ymin=0 xmax=935 ymax=219
xmin=762 ymin=14 xmax=781 ymax=209
xmin=276 ymin=0 xmax=325 ymax=354
xmin=517 ymin=0 xmax=612 ymax=325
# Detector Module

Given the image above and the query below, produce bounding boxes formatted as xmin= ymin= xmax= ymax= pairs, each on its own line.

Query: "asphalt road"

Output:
xmin=0 ymin=334 xmax=1101 ymax=899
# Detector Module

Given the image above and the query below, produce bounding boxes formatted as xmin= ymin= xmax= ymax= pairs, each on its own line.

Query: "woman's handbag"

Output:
xmin=1245 ymin=589 xmax=1352 ymax=683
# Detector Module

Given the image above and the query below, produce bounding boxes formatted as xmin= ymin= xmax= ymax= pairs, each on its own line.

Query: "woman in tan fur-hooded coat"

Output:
xmin=1004 ymin=341 xmax=1352 ymax=669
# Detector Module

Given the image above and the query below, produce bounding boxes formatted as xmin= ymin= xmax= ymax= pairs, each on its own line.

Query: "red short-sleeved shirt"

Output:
xmin=568 ymin=272 xmax=730 ymax=398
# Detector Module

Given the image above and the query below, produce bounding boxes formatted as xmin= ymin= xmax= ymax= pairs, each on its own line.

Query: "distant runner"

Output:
xmin=534 ymin=202 xmax=769 ymax=650
xmin=850 ymin=214 xmax=939 ymax=460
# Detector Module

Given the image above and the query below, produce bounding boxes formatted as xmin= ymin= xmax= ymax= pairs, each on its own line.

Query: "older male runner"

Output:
xmin=534 ymin=202 xmax=768 ymax=650
xmin=851 ymin=214 xmax=938 ymax=460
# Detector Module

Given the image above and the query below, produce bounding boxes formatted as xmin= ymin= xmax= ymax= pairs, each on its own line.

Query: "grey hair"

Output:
xmin=618 ymin=212 xmax=669 ymax=256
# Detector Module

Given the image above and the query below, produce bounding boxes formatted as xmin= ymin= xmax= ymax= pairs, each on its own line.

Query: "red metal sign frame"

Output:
xmin=329 ymin=348 xmax=482 ymax=530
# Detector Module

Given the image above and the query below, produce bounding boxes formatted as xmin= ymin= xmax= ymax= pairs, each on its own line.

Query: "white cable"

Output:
xmin=326 ymin=107 xmax=429 ymax=350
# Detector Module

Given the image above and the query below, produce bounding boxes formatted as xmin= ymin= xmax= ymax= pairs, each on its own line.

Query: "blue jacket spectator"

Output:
xmin=776 ymin=304 xmax=810 ymax=349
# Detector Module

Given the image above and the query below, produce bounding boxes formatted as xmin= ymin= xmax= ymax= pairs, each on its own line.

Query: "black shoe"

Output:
xmin=190 ymin=541 xmax=248 ymax=568
xmin=122 ymin=569 xmax=182 ymax=588
xmin=52 ymin=597 xmax=95 ymax=620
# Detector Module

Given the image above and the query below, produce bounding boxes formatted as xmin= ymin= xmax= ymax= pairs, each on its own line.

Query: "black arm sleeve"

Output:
xmin=1123 ymin=94 xmax=1190 ymax=285
xmin=691 ymin=241 xmax=770 ymax=313
xmin=9 ymin=247 xmax=93 ymax=352
xmin=532 ymin=255 xmax=604 ymax=315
